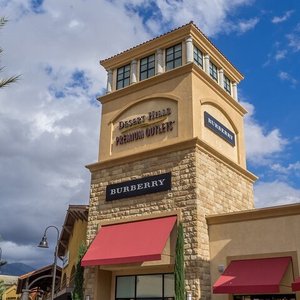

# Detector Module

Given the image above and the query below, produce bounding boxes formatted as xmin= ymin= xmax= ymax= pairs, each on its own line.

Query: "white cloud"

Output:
xmin=0 ymin=0 xmax=289 ymax=269
xmin=278 ymin=71 xmax=298 ymax=86
xmin=254 ymin=181 xmax=300 ymax=208
xmin=241 ymin=101 xmax=288 ymax=165
xmin=0 ymin=0 xmax=151 ymax=268
xmin=272 ymin=10 xmax=294 ymax=24
xmin=274 ymin=49 xmax=287 ymax=61
xmin=235 ymin=18 xmax=259 ymax=34
xmin=0 ymin=240 xmax=53 ymax=267
xmin=116 ymin=0 xmax=256 ymax=36
xmin=271 ymin=162 xmax=300 ymax=175
xmin=287 ymin=31 xmax=300 ymax=52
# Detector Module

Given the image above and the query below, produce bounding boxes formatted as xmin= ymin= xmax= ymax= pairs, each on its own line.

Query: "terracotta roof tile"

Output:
xmin=100 ymin=21 xmax=194 ymax=64
xmin=100 ymin=21 xmax=241 ymax=76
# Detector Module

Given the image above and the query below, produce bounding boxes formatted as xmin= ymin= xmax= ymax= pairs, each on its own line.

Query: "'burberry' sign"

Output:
xmin=106 ymin=172 xmax=172 ymax=201
xmin=204 ymin=111 xmax=235 ymax=146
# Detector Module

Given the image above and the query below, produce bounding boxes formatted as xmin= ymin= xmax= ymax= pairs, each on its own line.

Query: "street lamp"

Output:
xmin=0 ymin=247 xmax=7 ymax=268
xmin=38 ymin=226 xmax=60 ymax=300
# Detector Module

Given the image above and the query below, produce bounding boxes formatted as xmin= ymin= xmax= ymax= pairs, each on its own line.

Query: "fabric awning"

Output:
xmin=213 ymin=256 xmax=292 ymax=294
xmin=292 ymin=277 xmax=300 ymax=291
xmin=81 ymin=216 xmax=177 ymax=266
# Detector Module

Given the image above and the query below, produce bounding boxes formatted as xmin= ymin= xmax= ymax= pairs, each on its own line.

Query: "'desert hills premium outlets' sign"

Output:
xmin=116 ymin=107 xmax=175 ymax=146
xmin=112 ymin=99 xmax=178 ymax=151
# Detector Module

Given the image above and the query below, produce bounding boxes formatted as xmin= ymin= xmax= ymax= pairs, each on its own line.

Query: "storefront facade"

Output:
xmin=82 ymin=22 xmax=257 ymax=300
xmin=208 ymin=203 xmax=300 ymax=300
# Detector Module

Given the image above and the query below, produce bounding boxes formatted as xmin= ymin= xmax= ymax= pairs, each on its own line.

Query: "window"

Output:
xmin=116 ymin=276 xmax=135 ymax=298
xmin=194 ymin=46 xmax=203 ymax=68
xmin=209 ymin=61 xmax=218 ymax=82
xmin=117 ymin=64 xmax=130 ymax=90
xmin=224 ymin=75 xmax=231 ymax=94
xmin=116 ymin=273 xmax=174 ymax=300
xmin=140 ymin=54 xmax=155 ymax=81
xmin=166 ymin=44 xmax=182 ymax=71
xmin=136 ymin=275 xmax=162 ymax=298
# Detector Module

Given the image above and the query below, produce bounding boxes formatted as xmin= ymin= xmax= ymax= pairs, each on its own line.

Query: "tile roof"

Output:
xmin=100 ymin=21 xmax=241 ymax=75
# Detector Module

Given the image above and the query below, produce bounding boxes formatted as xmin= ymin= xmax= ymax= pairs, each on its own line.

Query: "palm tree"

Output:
xmin=0 ymin=17 xmax=20 ymax=88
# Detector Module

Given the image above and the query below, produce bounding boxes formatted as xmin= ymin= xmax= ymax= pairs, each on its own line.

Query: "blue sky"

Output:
xmin=0 ymin=0 xmax=299 ymax=268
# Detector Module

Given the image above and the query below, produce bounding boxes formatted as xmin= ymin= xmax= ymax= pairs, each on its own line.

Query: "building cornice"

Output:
xmin=86 ymin=137 xmax=198 ymax=171
xmin=99 ymin=63 xmax=193 ymax=104
xmin=99 ymin=63 xmax=246 ymax=118
xmin=86 ymin=137 xmax=257 ymax=183
xmin=206 ymin=202 xmax=300 ymax=225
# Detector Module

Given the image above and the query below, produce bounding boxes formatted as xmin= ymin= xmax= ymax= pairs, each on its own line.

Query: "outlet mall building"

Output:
xmin=80 ymin=22 xmax=300 ymax=300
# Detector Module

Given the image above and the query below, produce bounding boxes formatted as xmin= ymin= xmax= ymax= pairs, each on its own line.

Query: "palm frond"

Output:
xmin=0 ymin=75 xmax=21 ymax=88
xmin=0 ymin=17 xmax=21 ymax=89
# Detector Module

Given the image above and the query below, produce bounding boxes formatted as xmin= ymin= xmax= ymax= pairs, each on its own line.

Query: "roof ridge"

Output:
xmin=100 ymin=21 xmax=194 ymax=65
xmin=100 ymin=21 xmax=242 ymax=77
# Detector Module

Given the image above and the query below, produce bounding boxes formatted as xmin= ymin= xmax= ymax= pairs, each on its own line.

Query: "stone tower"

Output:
xmin=84 ymin=22 xmax=257 ymax=300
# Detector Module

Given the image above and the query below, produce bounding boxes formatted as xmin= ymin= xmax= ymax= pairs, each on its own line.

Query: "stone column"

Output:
xmin=156 ymin=48 xmax=164 ymax=75
xmin=218 ymin=69 xmax=224 ymax=89
xmin=186 ymin=36 xmax=193 ymax=63
xmin=204 ymin=55 xmax=210 ymax=74
xmin=130 ymin=59 xmax=137 ymax=84
xmin=106 ymin=69 xmax=113 ymax=94
xmin=232 ymin=82 xmax=238 ymax=100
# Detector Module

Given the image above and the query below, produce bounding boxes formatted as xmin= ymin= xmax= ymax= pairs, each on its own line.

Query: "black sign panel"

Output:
xmin=106 ymin=172 xmax=172 ymax=201
xmin=204 ymin=111 xmax=235 ymax=146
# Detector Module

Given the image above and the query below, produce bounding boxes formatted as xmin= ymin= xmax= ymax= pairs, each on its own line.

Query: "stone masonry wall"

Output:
xmin=84 ymin=145 xmax=254 ymax=300
xmin=85 ymin=147 xmax=197 ymax=299
xmin=195 ymin=147 xmax=254 ymax=300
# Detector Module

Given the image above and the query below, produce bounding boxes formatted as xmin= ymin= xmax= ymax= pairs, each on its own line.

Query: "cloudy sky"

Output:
xmin=0 ymin=0 xmax=299 ymax=269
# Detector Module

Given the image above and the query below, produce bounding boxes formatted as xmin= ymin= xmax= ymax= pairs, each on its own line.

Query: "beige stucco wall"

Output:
xmin=99 ymin=63 xmax=247 ymax=171
xmin=61 ymin=219 xmax=87 ymax=287
xmin=192 ymin=66 xmax=246 ymax=168
xmin=99 ymin=65 xmax=194 ymax=162
xmin=208 ymin=206 xmax=300 ymax=300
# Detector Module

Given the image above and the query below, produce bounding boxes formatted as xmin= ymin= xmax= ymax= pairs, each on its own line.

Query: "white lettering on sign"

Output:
xmin=110 ymin=178 xmax=166 ymax=195
xmin=204 ymin=111 xmax=235 ymax=146
xmin=207 ymin=117 xmax=234 ymax=141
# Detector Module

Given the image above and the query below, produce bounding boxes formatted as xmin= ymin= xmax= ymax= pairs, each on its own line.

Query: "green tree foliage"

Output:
xmin=175 ymin=222 xmax=185 ymax=300
xmin=0 ymin=280 xmax=6 ymax=300
xmin=0 ymin=17 xmax=20 ymax=89
xmin=72 ymin=243 xmax=87 ymax=300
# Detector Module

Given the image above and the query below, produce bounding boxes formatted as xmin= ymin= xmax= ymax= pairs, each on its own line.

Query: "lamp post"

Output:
xmin=38 ymin=226 xmax=60 ymax=300
xmin=0 ymin=247 xmax=7 ymax=268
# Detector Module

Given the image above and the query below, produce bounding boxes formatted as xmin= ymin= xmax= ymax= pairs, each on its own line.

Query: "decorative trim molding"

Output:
xmin=206 ymin=203 xmax=300 ymax=225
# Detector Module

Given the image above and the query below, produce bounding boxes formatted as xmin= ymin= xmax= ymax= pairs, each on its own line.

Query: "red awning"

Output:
xmin=213 ymin=257 xmax=292 ymax=294
xmin=81 ymin=216 xmax=177 ymax=266
xmin=292 ymin=277 xmax=300 ymax=291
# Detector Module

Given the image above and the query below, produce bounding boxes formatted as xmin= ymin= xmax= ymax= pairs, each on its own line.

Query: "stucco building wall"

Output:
xmin=207 ymin=205 xmax=300 ymax=300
